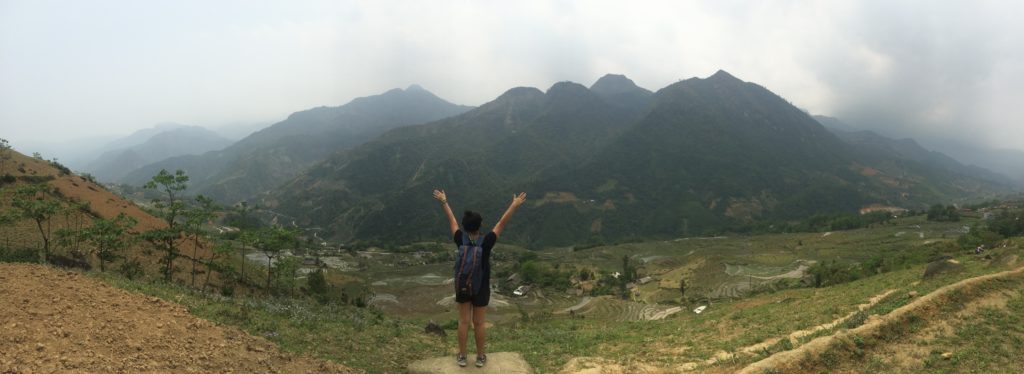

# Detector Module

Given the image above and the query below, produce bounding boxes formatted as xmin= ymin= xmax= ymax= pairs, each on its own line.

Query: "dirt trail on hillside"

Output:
xmin=705 ymin=288 xmax=897 ymax=365
xmin=0 ymin=263 xmax=355 ymax=373
xmin=737 ymin=265 xmax=1024 ymax=374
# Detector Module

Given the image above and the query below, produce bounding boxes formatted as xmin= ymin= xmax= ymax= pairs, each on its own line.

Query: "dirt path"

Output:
xmin=0 ymin=263 xmax=355 ymax=373
xmin=705 ymin=288 xmax=896 ymax=365
xmin=737 ymin=265 xmax=1024 ymax=374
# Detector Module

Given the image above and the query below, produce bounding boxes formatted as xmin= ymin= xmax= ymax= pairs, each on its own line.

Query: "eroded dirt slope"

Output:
xmin=0 ymin=263 xmax=355 ymax=373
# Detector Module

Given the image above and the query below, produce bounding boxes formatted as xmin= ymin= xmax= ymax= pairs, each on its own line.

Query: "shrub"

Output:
xmin=927 ymin=204 xmax=960 ymax=222
xmin=988 ymin=209 xmax=1024 ymax=238
xmin=119 ymin=258 xmax=145 ymax=280
xmin=957 ymin=226 xmax=1004 ymax=250
xmin=48 ymin=159 xmax=71 ymax=176
xmin=306 ymin=269 xmax=329 ymax=303
xmin=0 ymin=247 xmax=39 ymax=263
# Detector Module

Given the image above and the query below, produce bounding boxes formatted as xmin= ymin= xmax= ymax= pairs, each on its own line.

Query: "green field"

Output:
xmin=77 ymin=213 xmax=1024 ymax=372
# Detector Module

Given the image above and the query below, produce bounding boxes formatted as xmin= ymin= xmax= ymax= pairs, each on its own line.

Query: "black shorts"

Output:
xmin=455 ymin=288 xmax=490 ymax=307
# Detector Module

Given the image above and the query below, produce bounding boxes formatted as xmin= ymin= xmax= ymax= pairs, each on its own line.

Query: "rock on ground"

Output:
xmin=0 ymin=263 xmax=354 ymax=373
xmin=923 ymin=258 xmax=964 ymax=279
xmin=407 ymin=352 xmax=532 ymax=373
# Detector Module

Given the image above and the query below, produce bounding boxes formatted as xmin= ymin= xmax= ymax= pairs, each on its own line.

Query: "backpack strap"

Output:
xmin=476 ymin=231 xmax=490 ymax=248
xmin=468 ymin=231 xmax=487 ymax=247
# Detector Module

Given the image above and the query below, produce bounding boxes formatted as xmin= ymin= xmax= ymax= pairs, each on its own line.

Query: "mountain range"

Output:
xmin=815 ymin=116 xmax=1017 ymax=187
xmin=264 ymin=71 xmax=1016 ymax=247
xmin=120 ymin=85 xmax=473 ymax=202
xmin=85 ymin=125 xmax=233 ymax=181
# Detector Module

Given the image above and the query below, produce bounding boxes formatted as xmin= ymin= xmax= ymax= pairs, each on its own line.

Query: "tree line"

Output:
xmin=0 ymin=157 xmax=367 ymax=305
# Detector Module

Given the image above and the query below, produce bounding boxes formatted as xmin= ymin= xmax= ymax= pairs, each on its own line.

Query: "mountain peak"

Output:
xmin=495 ymin=86 xmax=545 ymax=102
xmin=590 ymin=74 xmax=649 ymax=95
xmin=546 ymin=81 xmax=590 ymax=97
xmin=707 ymin=69 xmax=742 ymax=83
xmin=374 ymin=85 xmax=446 ymax=103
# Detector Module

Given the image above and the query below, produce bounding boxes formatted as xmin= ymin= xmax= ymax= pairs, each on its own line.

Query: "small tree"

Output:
xmin=204 ymin=239 xmax=235 ymax=292
xmin=0 ymin=138 xmax=11 ymax=174
xmin=621 ymin=254 xmax=635 ymax=282
xmin=145 ymin=169 xmax=190 ymax=227
xmin=141 ymin=228 xmax=179 ymax=281
xmin=227 ymin=201 xmax=262 ymax=230
xmin=10 ymin=184 xmax=62 ymax=263
xmin=273 ymin=256 xmax=301 ymax=294
xmin=143 ymin=169 xmax=190 ymax=282
xmin=307 ymin=268 xmax=329 ymax=303
xmin=238 ymin=229 xmax=260 ymax=286
xmin=55 ymin=200 xmax=91 ymax=256
xmin=81 ymin=213 xmax=138 ymax=272
xmin=0 ymin=210 xmax=16 ymax=249
xmin=252 ymin=226 xmax=298 ymax=291
xmin=185 ymin=195 xmax=218 ymax=287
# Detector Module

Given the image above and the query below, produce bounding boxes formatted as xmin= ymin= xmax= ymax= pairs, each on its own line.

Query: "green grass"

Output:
xmin=79 ymin=219 xmax=1020 ymax=373
xmin=923 ymin=288 xmax=1024 ymax=373
xmin=788 ymin=261 xmax=1024 ymax=373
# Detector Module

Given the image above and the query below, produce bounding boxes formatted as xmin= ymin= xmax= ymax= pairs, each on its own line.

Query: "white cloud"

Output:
xmin=1 ymin=0 xmax=1023 ymax=152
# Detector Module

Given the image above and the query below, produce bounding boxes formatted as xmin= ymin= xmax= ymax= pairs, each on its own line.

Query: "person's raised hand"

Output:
xmin=433 ymin=189 xmax=448 ymax=203
xmin=511 ymin=192 xmax=527 ymax=207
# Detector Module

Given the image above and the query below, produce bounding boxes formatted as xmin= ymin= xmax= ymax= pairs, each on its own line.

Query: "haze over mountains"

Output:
xmin=85 ymin=125 xmax=233 ymax=182
xmin=120 ymin=85 xmax=472 ymax=202
xmin=813 ymin=116 xmax=1024 ymax=186
xmin=46 ymin=70 xmax=1016 ymax=248
xmin=814 ymin=116 xmax=1016 ymax=186
xmin=262 ymin=71 xmax=1015 ymax=246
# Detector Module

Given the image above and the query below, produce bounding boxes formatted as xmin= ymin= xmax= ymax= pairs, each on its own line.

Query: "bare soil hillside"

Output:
xmin=2 ymin=150 xmax=220 ymax=285
xmin=0 ymin=263 xmax=355 ymax=373
xmin=4 ymin=151 xmax=165 ymax=232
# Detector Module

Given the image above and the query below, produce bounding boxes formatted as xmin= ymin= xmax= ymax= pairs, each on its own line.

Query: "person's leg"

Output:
xmin=472 ymin=305 xmax=487 ymax=356
xmin=457 ymin=302 xmax=472 ymax=356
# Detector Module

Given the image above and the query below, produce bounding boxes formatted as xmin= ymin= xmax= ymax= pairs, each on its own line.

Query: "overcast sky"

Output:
xmin=2 ymin=0 xmax=1023 ymax=152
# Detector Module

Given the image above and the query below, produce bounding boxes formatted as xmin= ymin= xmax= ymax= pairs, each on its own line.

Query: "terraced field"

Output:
xmin=576 ymin=296 xmax=684 ymax=321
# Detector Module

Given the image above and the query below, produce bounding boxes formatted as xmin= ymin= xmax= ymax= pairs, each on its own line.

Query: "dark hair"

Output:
xmin=462 ymin=210 xmax=482 ymax=232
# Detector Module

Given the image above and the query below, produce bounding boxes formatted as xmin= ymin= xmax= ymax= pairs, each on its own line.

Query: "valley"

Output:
xmin=3 ymin=69 xmax=1023 ymax=373
xmin=3 ymin=138 xmax=1023 ymax=372
xmin=6 ymin=3 xmax=1024 ymax=373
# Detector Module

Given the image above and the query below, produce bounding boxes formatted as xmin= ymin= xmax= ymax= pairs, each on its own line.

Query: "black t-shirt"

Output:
xmin=453 ymin=230 xmax=497 ymax=287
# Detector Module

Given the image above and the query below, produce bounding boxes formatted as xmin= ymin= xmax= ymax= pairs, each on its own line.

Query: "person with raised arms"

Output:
xmin=433 ymin=189 xmax=526 ymax=368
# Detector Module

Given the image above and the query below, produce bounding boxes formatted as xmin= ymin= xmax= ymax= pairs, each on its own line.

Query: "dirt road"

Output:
xmin=0 ymin=263 xmax=355 ymax=373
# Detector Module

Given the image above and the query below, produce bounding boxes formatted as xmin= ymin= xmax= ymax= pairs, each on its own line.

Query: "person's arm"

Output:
xmin=492 ymin=192 xmax=527 ymax=238
xmin=433 ymin=189 xmax=458 ymax=236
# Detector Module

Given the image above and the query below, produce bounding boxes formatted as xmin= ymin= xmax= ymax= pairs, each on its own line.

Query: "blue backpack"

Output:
xmin=454 ymin=232 xmax=486 ymax=298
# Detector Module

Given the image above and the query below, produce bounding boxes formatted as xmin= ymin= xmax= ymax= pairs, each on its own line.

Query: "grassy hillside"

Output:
xmin=78 ymin=213 xmax=1023 ymax=373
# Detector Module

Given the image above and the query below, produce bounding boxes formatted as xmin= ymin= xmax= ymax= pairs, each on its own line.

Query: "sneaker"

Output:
xmin=475 ymin=354 xmax=487 ymax=368
xmin=456 ymin=354 xmax=467 ymax=367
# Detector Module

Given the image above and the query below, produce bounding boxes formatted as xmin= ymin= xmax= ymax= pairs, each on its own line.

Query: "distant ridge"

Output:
xmin=266 ymin=71 xmax=1013 ymax=246
xmin=122 ymin=86 xmax=473 ymax=202
xmin=85 ymin=126 xmax=232 ymax=182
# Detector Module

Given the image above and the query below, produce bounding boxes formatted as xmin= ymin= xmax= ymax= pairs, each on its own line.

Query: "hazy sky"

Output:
xmin=2 ymin=0 xmax=1023 ymax=151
